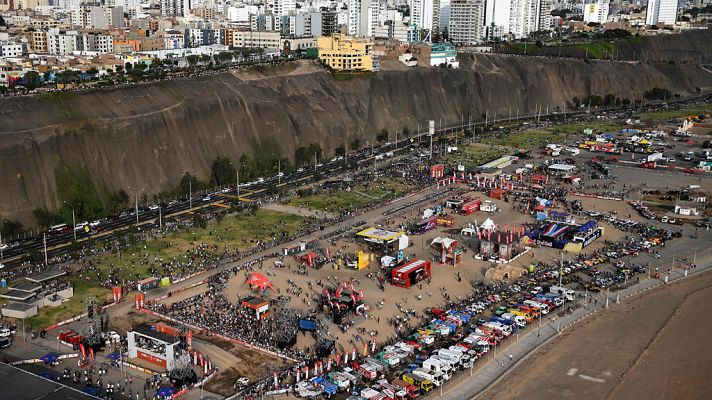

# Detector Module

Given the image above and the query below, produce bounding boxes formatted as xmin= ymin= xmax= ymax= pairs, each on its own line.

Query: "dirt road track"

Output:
xmin=483 ymin=268 xmax=712 ymax=400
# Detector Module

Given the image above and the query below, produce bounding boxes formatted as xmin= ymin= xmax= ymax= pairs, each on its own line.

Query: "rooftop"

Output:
xmin=132 ymin=325 xmax=179 ymax=344
xmin=0 ymin=289 xmax=35 ymax=301
xmin=26 ymin=269 xmax=66 ymax=283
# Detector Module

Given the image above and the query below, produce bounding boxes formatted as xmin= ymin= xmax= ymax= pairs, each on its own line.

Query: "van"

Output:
xmin=549 ymin=285 xmax=575 ymax=301
xmin=484 ymin=322 xmax=512 ymax=337
xmin=536 ymin=293 xmax=563 ymax=307
xmin=413 ymin=368 xmax=444 ymax=387
xmin=509 ymin=309 xmax=533 ymax=323
xmin=49 ymin=223 xmax=67 ymax=233
xmin=501 ymin=313 xmax=526 ymax=328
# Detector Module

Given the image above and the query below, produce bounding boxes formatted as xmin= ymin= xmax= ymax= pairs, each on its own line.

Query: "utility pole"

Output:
xmin=0 ymin=230 xmax=3 ymax=262
xmin=189 ymin=180 xmax=192 ymax=209
xmin=135 ymin=194 xmax=139 ymax=224
xmin=236 ymin=168 xmax=240 ymax=199
xmin=159 ymin=205 xmax=162 ymax=230
xmin=43 ymin=233 xmax=48 ymax=265
xmin=429 ymin=134 xmax=433 ymax=160
xmin=278 ymin=159 xmax=281 ymax=186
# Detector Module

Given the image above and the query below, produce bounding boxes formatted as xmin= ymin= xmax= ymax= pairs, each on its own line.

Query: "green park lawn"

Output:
xmin=288 ymin=178 xmax=414 ymax=213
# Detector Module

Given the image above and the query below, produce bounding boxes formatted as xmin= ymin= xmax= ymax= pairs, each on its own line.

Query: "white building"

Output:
xmin=439 ymin=0 xmax=451 ymax=33
xmin=0 ymin=43 xmax=27 ymax=57
xmin=645 ymin=0 xmax=678 ymax=26
xmin=583 ymin=0 xmax=609 ymax=24
xmin=348 ymin=0 xmax=379 ymax=37
xmin=449 ymin=0 xmax=486 ymax=44
xmin=485 ymin=0 xmax=511 ymax=39
xmin=410 ymin=0 xmax=436 ymax=32
xmin=273 ymin=0 xmax=296 ymax=17
xmin=161 ymin=0 xmax=191 ymax=17
xmin=509 ymin=0 xmax=540 ymax=39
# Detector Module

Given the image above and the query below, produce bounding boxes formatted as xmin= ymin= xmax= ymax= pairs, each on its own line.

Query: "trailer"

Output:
xmin=391 ymin=259 xmax=432 ymax=289
xmin=459 ymin=200 xmax=481 ymax=215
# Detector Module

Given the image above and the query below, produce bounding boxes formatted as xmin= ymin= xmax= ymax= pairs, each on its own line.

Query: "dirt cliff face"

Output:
xmin=1 ymin=54 xmax=711 ymax=224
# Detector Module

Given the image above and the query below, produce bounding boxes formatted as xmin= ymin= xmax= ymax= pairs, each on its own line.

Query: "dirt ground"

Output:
xmin=196 ymin=334 xmax=289 ymax=397
xmin=483 ymin=268 xmax=712 ymax=400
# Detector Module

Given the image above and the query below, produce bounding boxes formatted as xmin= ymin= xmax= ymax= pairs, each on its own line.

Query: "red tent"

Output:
xmin=245 ymin=272 xmax=274 ymax=291
xmin=297 ymin=252 xmax=319 ymax=267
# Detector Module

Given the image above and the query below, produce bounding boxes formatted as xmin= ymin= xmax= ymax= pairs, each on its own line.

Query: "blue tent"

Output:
xmin=84 ymin=387 xmax=100 ymax=396
xmin=299 ymin=319 xmax=317 ymax=331
xmin=157 ymin=387 xmax=177 ymax=398
xmin=107 ymin=352 xmax=121 ymax=361
xmin=40 ymin=353 xmax=59 ymax=363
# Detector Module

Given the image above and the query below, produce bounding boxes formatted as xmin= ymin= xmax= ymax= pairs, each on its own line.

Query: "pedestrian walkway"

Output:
xmin=433 ymin=260 xmax=712 ymax=400
xmin=261 ymin=203 xmax=336 ymax=219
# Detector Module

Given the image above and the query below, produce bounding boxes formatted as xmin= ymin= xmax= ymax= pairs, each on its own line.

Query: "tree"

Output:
xmin=1 ymin=219 xmax=24 ymax=238
xmin=178 ymin=172 xmax=202 ymax=196
xmin=335 ymin=145 xmax=346 ymax=157
xmin=210 ymin=157 xmax=236 ymax=187
xmin=125 ymin=62 xmax=133 ymax=71
xmin=24 ymin=71 xmax=41 ymax=90
xmin=187 ymin=55 xmax=199 ymax=67
xmin=34 ymin=207 xmax=61 ymax=228
xmin=377 ymin=129 xmax=389 ymax=143
xmin=192 ymin=213 xmax=207 ymax=229
xmin=350 ymin=138 xmax=361 ymax=151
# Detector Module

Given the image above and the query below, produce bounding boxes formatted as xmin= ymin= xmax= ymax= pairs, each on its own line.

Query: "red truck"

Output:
xmin=459 ymin=200 xmax=481 ymax=215
xmin=357 ymin=363 xmax=378 ymax=381
xmin=59 ymin=330 xmax=84 ymax=346
xmin=392 ymin=379 xmax=419 ymax=399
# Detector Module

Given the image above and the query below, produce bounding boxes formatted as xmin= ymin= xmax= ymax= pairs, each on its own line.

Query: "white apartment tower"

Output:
xmin=448 ymin=0 xmax=486 ymax=44
xmin=161 ymin=0 xmax=191 ymax=17
xmin=645 ymin=0 xmax=678 ymax=26
xmin=583 ymin=0 xmax=609 ymax=24
xmin=509 ymin=0 xmax=540 ymax=39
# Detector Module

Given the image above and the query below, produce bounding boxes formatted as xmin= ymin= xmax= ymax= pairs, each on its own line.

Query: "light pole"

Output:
xmin=63 ymin=201 xmax=77 ymax=241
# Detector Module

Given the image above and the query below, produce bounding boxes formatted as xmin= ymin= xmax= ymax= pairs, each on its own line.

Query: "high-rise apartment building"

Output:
xmin=448 ymin=0 xmax=485 ymax=45
xmin=645 ymin=0 xmax=677 ymax=26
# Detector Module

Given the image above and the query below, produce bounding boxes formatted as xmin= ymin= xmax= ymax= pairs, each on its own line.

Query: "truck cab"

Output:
xmin=413 ymin=368 xmax=444 ymax=387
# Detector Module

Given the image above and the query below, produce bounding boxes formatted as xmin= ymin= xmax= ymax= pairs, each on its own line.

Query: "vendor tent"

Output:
xmin=480 ymin=218 xmax=496 ymax=232
xmin=245 ymin=272 xmax=274 ymax=291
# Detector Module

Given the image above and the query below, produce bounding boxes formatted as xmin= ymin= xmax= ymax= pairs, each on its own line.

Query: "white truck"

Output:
xmin=549 ymin=285 xmax=575 ymax=301
xmin=413 ymin=368 xmax=444 ymax=387
xmin=439 ymin=347 xmax=472 ymax=369
xmin=422 ymin=357 xmax=453 ymax=379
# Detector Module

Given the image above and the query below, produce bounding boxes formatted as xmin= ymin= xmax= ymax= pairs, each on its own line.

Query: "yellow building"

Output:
xmin=316 ymin=34 xmax=377 ymax=72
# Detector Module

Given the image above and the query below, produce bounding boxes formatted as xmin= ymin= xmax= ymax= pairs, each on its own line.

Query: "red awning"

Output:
xmin=245 ymin=272 xmax=274 ymax=291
